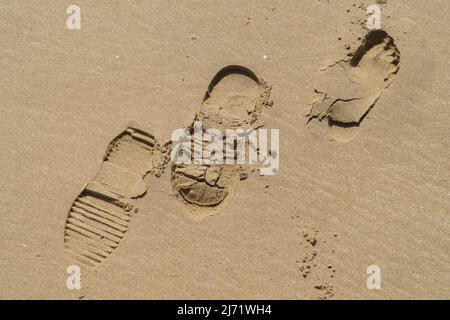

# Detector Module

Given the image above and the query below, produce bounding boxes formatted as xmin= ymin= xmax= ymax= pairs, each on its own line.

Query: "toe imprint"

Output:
xmin=307 ymin=30 xmax=400 ymax=142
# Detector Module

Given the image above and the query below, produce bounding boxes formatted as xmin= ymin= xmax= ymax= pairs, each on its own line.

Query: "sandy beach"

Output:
xmin=0 ymin=0 xmax=448 ymax=299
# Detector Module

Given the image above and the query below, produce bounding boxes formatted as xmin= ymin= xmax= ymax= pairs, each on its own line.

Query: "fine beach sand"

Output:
xmin=0 ymin=0 xmax=449 ymax=299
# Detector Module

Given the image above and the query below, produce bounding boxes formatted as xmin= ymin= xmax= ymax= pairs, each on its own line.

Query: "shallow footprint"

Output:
xmin=171 ymin=65 xmax=272 ymax=219
xmin=307 ymin=30 xmax=400 ymax=142
xmin=64 ymin=125 xmax=168 ymax=268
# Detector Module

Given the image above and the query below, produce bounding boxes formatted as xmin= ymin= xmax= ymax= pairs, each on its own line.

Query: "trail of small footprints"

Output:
xmin=292 ymin=216 xmax=338 ymax=299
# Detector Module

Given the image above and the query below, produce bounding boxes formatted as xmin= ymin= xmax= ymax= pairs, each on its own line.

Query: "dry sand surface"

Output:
xmin=0 ymin=0 xmax=449 ymax=299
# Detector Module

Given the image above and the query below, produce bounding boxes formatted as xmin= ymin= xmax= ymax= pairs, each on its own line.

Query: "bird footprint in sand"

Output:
xmin=306 ymin=29 xmax=400 ymax=142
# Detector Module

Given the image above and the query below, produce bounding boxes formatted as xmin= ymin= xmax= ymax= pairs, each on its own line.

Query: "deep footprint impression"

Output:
xmin=307 ymin=29 xmax=400 ymax=142
xmin=171 ymin=66 xmax=272 ymax=217
xmin=64 ymin=126 xmax=169 ymax=268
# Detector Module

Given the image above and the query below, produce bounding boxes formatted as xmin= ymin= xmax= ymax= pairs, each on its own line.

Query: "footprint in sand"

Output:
xmin=64 ymin=124 xmax=169 ymax=268
xmin=306 ymin=29 xmax=400 ymax=142
xmin=171 ymin=65 xmax=272 ymax=218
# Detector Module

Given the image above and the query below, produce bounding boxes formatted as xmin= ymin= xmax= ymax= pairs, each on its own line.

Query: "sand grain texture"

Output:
xmin=0 ymin=0 xmax=448 ymax=299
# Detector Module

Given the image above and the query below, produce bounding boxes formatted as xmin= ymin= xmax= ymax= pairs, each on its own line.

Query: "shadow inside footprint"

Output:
xmin=307 ymin=30 xmax=401 ymax=142
xmin=171 ymin=65 xmax=272 ymax=218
